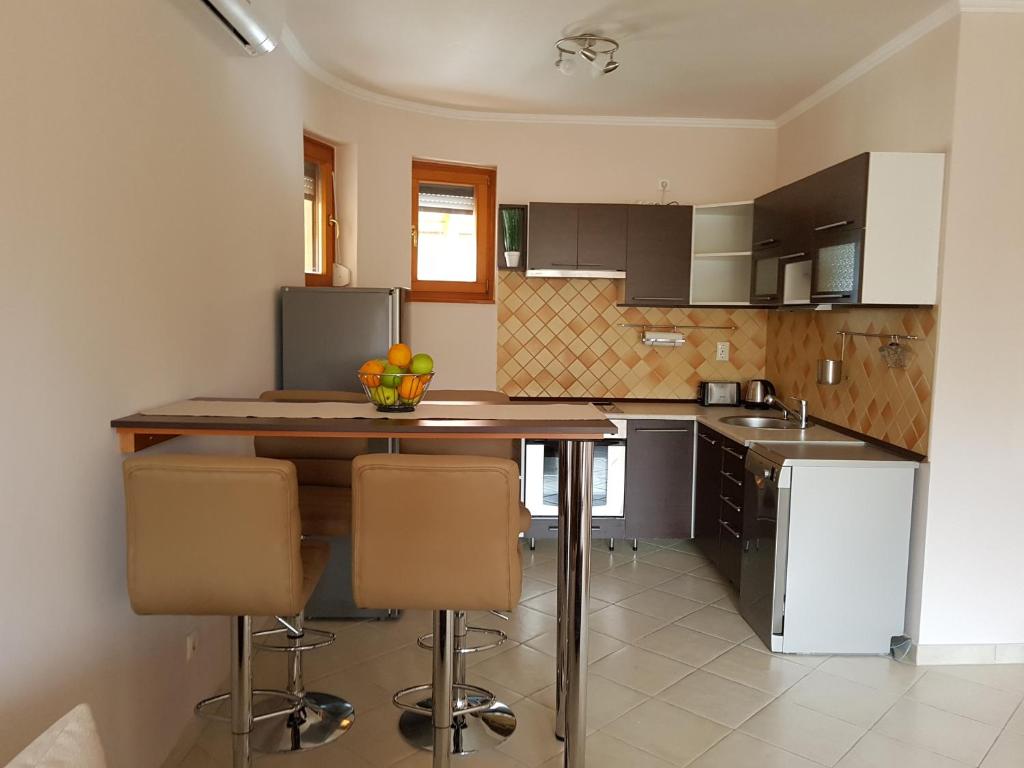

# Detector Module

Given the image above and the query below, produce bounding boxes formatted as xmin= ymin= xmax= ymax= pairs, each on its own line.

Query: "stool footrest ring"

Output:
xmin=416 ymin=626 xmax=507 ymax=654
xmin=195 ymin=689 xmax=303 ymax=724
xmin=253 ymin=627 xmax=334 ymax=652
xmin=393 ymin=683 xmax=497 ymax=718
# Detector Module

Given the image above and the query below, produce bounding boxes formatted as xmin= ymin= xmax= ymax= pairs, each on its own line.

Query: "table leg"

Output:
xmin=556 ymin=440 xmax=593 ymax=767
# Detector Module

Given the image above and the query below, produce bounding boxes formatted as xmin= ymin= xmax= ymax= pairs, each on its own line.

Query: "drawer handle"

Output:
xmin=721 ymin=470 xmax=742 ymax=486
xmin=635 ymin=427 xmax=691 ymax=433
xmin=720 ymin=520 xmax=741 ymax=539
xmin=630 ymin=296 xmax=688 ymax=302
xmin=697 ymin=433 xmax=718 ymax=446
xmin=812 ymin=292 xmax=852 ymax=299
xmin=720 ymin=495 xmax=742 ymax=513
xmin=754 ymin=237 xmax=777 ymax=247
xmin=814 ymin=219 xmax=853 ymax=232
xmin=722 ymin=446 xmax=745 ymax=460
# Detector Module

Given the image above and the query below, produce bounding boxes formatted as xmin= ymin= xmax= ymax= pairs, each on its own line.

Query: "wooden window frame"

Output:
xmin=410 ymin=160 xmax=496 ymax=303
xmin=304 ymin=136 xmax=335 ymax=287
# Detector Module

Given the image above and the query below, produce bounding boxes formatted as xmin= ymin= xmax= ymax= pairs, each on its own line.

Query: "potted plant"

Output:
xmin=501 ymin=207 xmax=522 ymax=268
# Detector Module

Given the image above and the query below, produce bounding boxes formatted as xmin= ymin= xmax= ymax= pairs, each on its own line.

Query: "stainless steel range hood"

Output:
xmin=524 ymin=267 xmax=626 ymax=279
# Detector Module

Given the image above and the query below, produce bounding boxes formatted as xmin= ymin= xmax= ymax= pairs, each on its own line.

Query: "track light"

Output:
xmin=553 ymin=33 xmax=620 ymax=77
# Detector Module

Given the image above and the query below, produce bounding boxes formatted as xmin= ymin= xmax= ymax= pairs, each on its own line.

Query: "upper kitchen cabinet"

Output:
xmin=752 ymin=152 xmax=945 ymax=306
xmin=526 ymin=202 xmax=627 ymax=277
xmin=689 ymin=202 xmax=754 ymax=306
xmin=622 ymin=204 xmax=694 ymax=306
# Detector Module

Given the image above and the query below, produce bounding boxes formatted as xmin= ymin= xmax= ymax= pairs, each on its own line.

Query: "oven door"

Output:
xmin=522 ymin=432 xmax=626 ymax=539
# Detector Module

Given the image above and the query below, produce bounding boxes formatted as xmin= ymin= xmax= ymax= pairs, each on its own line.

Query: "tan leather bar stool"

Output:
xmin=352 ymin=454 xmax=524 ymax=768
xmin=123 ymin=455 xmax=354 ymax=768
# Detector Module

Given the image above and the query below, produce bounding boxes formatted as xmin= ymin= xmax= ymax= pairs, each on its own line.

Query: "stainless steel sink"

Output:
xmin=719 ymin=415 xmax=803 ymax=430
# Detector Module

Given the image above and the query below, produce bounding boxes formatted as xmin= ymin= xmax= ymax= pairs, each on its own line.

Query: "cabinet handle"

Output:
xmin=722 ymin=446 xmax=745 ymax=460
xmin=635 ymin=427 xmax=691 ymax=433
xmin=577 ymin=263 xmax=615 ymax=268
xmin=721 ymin=470 xmax=743 ymax=487
xmin=720 ymin=495 xmax=742 ymax=513
xmin=551 ymin=262 xmax=579 ymax=267
xmin=697 ymin=433 xmax=718 ymax=446
xmin=781 ymin=251 xmax=806 ymax=260
xmin=811 ymin=292 xmax=851 ymax=299
xmin=720 ymin=520 xmax=741 ymax=539
xmin=754 ymin=238 xmax=778 ymax=247
xmin=814 ymin=219 xmax=853 ymax=232
xmin=631 ymin=296 xmax=688 ymax=303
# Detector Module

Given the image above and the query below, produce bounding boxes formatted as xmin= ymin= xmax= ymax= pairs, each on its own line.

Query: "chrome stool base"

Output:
xmin=398 ymin=695 xmax=516 ymax=755
xmin=249 ymin=692 xmax=354 ymax=754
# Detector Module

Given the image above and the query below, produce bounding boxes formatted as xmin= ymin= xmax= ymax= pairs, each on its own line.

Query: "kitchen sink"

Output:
xmin=719 ymin=415 xmax=803 ymax=430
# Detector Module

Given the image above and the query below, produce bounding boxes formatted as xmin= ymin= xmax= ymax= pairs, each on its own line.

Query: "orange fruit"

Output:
xmin=387 ymin=343 xmax=412 ymax=368
xmin=398 ymin=376 xmax=424 ymax=401
xmin=359 ymin=359 xmax=385 ymax=387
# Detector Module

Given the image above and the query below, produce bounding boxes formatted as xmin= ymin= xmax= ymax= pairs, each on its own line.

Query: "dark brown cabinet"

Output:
xmin=624 ymin=420 xmax=694 ymax=539
xmin=526 ymin=203 xmax=627 ymax=273
xmin=623 ymin=205 xmax=694 ymax=306
xmin=693 ymin=423 xmax=747 ymax=588
xmin=808 ymin=154 xmax=868 ymax=233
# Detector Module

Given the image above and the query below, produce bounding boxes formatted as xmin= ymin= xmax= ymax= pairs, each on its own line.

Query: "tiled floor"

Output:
xmin=171 ymin=539 xmax=1024 ymax=768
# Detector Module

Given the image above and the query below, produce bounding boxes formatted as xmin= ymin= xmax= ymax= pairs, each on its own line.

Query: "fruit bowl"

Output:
xmin=358 ymin=371 xmax=435 ymax=413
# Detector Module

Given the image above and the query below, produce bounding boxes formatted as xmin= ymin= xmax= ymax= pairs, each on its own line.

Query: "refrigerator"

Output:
xmin=278 ymin=286 xmax=408 ymax=618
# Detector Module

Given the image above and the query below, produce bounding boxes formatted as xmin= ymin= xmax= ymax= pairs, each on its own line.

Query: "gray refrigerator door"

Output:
xmin=280 ymin=286 xmax=394 ymax=391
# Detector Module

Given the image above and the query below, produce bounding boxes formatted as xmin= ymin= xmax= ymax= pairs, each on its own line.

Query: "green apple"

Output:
xmin=409 ymin=353 xmax=434 ymax=375
xmin=380 ymin=363 xmax=404 ymax=388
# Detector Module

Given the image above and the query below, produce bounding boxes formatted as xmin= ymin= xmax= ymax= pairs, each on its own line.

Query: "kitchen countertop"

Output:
xmin=604 ymin=402 xmax=865 ymax=447
xmin=748 ymin=441 xmax=920 ymax=467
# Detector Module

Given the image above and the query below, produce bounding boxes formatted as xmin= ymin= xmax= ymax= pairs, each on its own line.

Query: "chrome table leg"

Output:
xmin=557 ymin=440 xmax=593 ymax=767
xmin=232 ymin=616 xmax=253 ymax=768
xmin=432 ymin=610 xmax=454 ymax=768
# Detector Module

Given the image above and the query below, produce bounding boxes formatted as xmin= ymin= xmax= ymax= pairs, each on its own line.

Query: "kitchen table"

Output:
xmin=112 ymin=396 xmax=614 ymax=767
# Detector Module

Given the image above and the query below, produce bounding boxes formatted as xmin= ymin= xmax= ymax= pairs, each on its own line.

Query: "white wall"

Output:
xmin=915 ymin=12 xmax=1024 ymax=647
xmin=298 ymin=72 xmax=778 ymax=389
xmin=0 ymin=1 xmax=306 ymax=764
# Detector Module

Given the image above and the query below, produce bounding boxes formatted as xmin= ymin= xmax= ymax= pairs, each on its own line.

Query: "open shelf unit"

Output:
xmin=689 ymin=202 xmax=753 ymax=305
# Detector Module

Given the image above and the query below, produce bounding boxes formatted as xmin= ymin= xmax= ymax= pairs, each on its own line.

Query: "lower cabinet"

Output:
xmin=694 ymin=423 xmax=747 ymax=588
xmin=624 ymin=420 xmax=695 ymax=539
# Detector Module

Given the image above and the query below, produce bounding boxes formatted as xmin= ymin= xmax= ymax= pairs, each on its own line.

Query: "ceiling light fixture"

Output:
xmin=554 ymin=34 xmax=620 ymax=77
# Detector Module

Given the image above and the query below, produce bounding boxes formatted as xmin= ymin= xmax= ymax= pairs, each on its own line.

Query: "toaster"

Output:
xmin=697 ymin=381 xmax=742 ymax=406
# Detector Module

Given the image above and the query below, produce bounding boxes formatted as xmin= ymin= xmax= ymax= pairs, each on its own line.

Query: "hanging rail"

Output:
xmin=619 ymin=323 xmax=736 ymax=331
xmin=836 ymin=330 xmax=919 ymax=342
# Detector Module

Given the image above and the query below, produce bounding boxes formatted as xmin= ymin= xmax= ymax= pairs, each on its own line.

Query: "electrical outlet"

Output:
xmin=186 ymin=631 xmax=199 ymax=662
xmin=716 ymin=341 xmax=730 ymax=362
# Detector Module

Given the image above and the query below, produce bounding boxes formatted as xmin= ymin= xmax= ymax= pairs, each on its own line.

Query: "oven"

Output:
xmin=521 ymin=418 xmax=627 ymax=540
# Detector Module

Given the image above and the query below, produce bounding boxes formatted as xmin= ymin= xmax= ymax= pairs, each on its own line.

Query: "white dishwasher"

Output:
xmin=740 ymin=442 xmax=919 ymax=655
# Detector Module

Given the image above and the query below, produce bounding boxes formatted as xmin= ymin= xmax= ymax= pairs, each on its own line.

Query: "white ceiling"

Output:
xmin=284 ymin=0 xmax=951 ymax=121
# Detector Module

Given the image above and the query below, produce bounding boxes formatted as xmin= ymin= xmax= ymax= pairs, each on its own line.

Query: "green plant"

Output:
xmin=501 ymin=207 xmax=522 ymax=252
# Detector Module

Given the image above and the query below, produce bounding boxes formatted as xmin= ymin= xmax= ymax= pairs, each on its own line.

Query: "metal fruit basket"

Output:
xmin=357 ymin=371 xmax=435 ymax=413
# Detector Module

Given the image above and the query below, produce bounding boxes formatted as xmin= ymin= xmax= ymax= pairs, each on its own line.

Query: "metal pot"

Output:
xmin=743 ymin=379 xmax=776 ymax=410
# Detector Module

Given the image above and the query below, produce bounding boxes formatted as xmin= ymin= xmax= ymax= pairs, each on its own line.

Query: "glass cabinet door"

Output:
xmin=750 ymin=254 xmax=781 ymax=303
xmin=811 ymin=229 xmax=863 ymax=303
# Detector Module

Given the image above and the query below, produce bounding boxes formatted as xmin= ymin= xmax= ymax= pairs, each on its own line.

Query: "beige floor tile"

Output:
xmin=607 ymin=561 xmax=680 ymax=588
xmin=472 ymin=644 xmax=557 ymax=697
xmin=656 ymin=574 xmax=733 ymax=603
xmin=658 ymin=670 xmax=774 ymax=728
xmin=469 ymin=672 xmax=527 ymax=706
xmin=334 ymin=702 xmax=419 ymax=767
xmin=529 ymin=674 xmax=648 ymax=733
xmin=520 ymin=577 xmax=555 ymax=601
xmin=306 ymin=655 xmax=402 ymax=713
xmin=689 ymin=731 xmax=823 ymax=768
xmin=616 ymin=589 xmax=705 ymax=621
xmin=835 ymin=731 xmax=970 ymax=768
xmin=593 ymin=538 xmax=662 ymax=555
xmin=590 ymin=645 xmax=694 ymax=695
xmin=780 ymin=669 xmax=899 ymax=728
xmin=391 ymin=748 xmax=525 ymax=767
xmin=174 ymin=745 xmax=219 ymax=768
xmin=520 ymin=590 xmax=609 ymax=617
xmin=639 ymin=548 xmax=708 ymax=573
xmin=540 ymin=731 xmax=676 ymax=768
xmin=523 ymin=629 xmax=624 ymax=664
xmin=663 ymin=539 xmax=705 ymax=555
xmin=495 ymin=698 xmax=564 ymax=767
xmin=602 ymin=698 xmax=729 ymax=766
xmin=1006 ymin=701 xmax=1024 ymax=735
xmin=873 ymin=699 xmax=1000 ymax=766
xmin=906 ymin=670 xmax=1023 ymax=728
xmin=676 ymin=606 xmax=755 ymax=643
xmin=817 ymin=656 xmax=924 ymax=696
xmin=711 ymin=591 xmax=741 ymax=614
xmin=937 ymin=664 xmax=1024 ymax=695
xmin=636 ymin=624 xmax=735 ymax=668
xmin=587 ymin=573 xmax=649 ymax=602
xmin=704 ymin=646 xmax=811 ymax=695
xmin=302 ymin=615 xmax=430 ymax=680
xmin=981 ymin=730 xmax=1024 ymax=768
xmin=590 ymin=547 xmax=657 ymax=574
xmin=587 ymin=605 xmax=669 ymax=643
xmin=741 ymin=634 xmax=832 ymax=668
xmin=740 ymin=699 xmax=865 ymax=766
xmin=256 ymin=741 xmax=373 ymax=768
xmin=466 ymin=605 xmax=556 ymax=644
xmin=687 ymin=564 xmax=728 ymax=584
xmin=522 ymin=560 xmax=559 ymax=585
xmin=346 ymin=643 xmax=433 ymax=693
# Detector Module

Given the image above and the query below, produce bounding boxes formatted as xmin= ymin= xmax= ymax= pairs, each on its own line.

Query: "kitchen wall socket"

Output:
xmin=186 ymin=631 xmax=198 ymax=662
xmin=716 ymin=342 xmax=730 ymax=362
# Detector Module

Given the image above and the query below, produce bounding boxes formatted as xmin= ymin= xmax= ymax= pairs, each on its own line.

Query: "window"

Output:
xmin=304 ymin=136 xmax=336 ymax=287
xmin=411 ymin=160 xmax=496 ymax=303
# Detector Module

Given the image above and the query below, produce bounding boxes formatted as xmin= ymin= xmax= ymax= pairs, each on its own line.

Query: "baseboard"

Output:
xmin=910 ymin=642 xmax=1024 ymax=665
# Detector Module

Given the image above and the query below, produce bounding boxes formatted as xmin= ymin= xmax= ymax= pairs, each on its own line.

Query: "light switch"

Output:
xmin=716 ymin=342 xmax=730 ymax=362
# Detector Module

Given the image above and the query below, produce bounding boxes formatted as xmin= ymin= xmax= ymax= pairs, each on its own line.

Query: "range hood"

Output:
xmin=525 ymin=267 xmax=626 ymax=279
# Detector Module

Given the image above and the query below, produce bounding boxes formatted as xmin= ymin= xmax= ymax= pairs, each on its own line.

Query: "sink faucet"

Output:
xmin=764 ymin=394 xmax=809 ymax=429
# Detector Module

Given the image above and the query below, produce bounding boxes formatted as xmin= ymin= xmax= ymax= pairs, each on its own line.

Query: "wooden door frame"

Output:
xmin=304 ymin=135 xmax=335 ymax=287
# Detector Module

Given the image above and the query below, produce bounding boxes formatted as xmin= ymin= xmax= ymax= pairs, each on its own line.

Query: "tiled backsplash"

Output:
xmin=496 ymin=272 xmax=767 ymax=399
xmin=767 ymin=307 xmax=937 ymax=455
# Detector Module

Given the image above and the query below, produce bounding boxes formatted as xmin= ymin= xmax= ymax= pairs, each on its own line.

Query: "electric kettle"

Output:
xmin=743 ymin=379 xmax=776 ymax=410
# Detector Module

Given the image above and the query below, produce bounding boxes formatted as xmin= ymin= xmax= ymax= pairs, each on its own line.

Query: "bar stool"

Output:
xmin=122 ymin=455 xmax=354 ymax=768
xmin=352 ymin=454 xmax=524 ymax=767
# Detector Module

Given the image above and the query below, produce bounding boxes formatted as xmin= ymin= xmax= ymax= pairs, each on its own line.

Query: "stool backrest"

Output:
xmin=123 ymin=455 xmax=304 ymax=617
xmin=351 ymin=454 xmax=523 ymax=612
